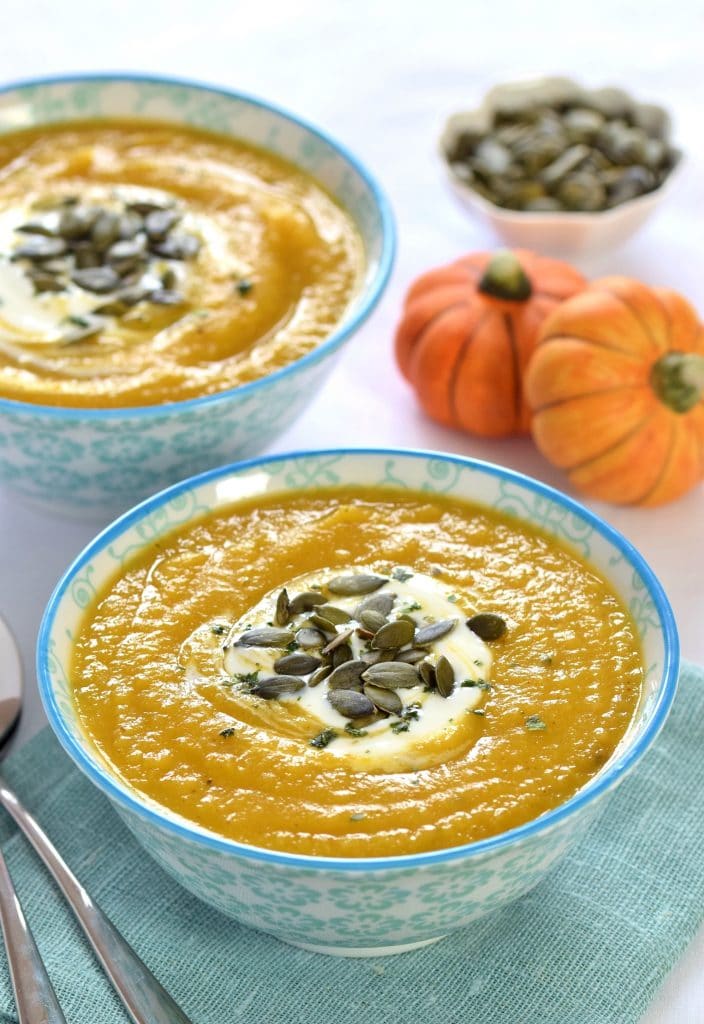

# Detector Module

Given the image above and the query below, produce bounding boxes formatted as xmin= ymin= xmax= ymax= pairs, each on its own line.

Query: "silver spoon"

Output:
xmin=0 ymin=613 xmax=66 ymax=1023
xmin=0 ymin=613 xmax=195 ymax=1024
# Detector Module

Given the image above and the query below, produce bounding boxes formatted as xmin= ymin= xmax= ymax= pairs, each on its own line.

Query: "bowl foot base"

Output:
xmin=281 ymin=934 xmax=446 ymax=957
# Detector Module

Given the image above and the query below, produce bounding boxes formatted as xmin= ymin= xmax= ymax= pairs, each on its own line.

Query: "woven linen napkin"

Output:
xmin=0 ymin=663 xmax=702 ymax=1024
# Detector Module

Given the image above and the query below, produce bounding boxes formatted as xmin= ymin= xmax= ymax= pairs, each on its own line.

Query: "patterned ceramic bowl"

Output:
xmin=0 ymin=75 xmax=394 ymax=518
xmin=38 ymin=449 xmax=679 ymax=957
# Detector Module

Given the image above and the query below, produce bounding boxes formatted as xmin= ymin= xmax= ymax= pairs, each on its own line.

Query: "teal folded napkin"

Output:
xmin=0 ymin=662 xmax=702 ymax=1024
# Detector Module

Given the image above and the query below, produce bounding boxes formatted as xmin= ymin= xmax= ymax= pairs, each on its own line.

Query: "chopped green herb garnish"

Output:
xmin=462 ymin=679 xmax=492 ymax=691
xmin=344 ymin=723 xmax=368 ymax=737
xmin=525 ymin=714 xmax=547 ymax=731
xmin=286 ymin=639 xmax=299 ymax=653
xmin=236 ymin=278 xmax=253 ymax=295
xmin=390 ymin=720 xmax=410 ymax=733
xmin=310 ymin=728 xmax=338 ymax=749
xmin=540 ymin=653 xmax=555 ymax=667
xmin=211 ymin=623 xmax=228 ymax=636
xmin=219 ymin=727 xmax=236 ymax=737
xmin=402 ymin=703 xmax=421 ymax=721
xmin=447 ymin=594 xmax=458 ymax=603
xmin=392 ymin=567 xmax=413 ymax=582
xmin=231 ymin=670 xmax=260 ymax=692
xmin=404 ymin=600 xmax=422 ymax=612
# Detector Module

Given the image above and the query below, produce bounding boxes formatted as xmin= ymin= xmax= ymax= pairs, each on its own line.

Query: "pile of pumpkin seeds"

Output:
xmin=223 ymin=572 xmax=506 ymax=748
xmin=443 ymin=83 xmax=679 ymax=212
xmin=9 ymin=195 xmax=201 ymax=343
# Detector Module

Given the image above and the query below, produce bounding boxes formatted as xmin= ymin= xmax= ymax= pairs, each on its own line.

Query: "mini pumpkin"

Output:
xmin=394 ymin=249 xmax=586 ymax=437
xmin=526 ymin=276 xmax=704 ymax=506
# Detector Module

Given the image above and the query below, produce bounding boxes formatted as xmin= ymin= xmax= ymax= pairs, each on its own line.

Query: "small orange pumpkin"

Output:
xmin=394 ymin=249 xmax=586 ymax=437
xmin=526 ymin=276 xmax=704 ymax=506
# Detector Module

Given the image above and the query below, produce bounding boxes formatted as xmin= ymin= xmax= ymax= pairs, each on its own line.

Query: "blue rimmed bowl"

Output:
xmin=0 ymin=74 xmax=394 ymax=518
xmin=38 ymin=449 xmax=679 ymax=956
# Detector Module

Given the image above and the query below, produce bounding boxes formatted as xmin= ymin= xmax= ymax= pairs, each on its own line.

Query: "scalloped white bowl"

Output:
xmin=38 ymin=449 xmax=679 ymax=956
xmin=441 ymin=76 xmax=682 ymax=258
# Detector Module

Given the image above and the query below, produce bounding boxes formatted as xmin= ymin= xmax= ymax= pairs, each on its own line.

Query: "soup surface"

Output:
xmin=70 ymin=487 xmax=643 ymax=857
xmin=0 ymin=120 xmax=362 ymax=408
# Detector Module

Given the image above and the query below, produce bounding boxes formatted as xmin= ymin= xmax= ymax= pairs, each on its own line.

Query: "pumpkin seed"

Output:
xmin=466 ymin=613 xmax=507 ymax=642
xmin=59 ymin=205 xmax=98 ymax=239
xmin=16 ymin=219 xmax=58 ymax=237
xmin=354 ymin=592 xmax=396 ymax=618
xmin=28 ymin=269 xmax=64 ymax=293
xmin=151 ymin=234 xmax=200 ymax=260
xmin=251 ymin=675 xmax=305 ymax=698
xmin=107 ymin=235 xmax=147 ymax=265
xmin=118 ymin=211 xmax=144 ymax=239
xmin=415 ymin=620 xmax=456 ymax=646
xmin=359 ymin=609 xmax=386 ymax=633
xmin=396 ymin=648 xmax=426 ymax=665
xmin=234 ymin=627 xmax=293 ymax=648
xmin=93 ymin=298 xmax=129 ymax=317
xmin=127 ymin=199 xmax=169 ymax=216
xmin=289 ymin=591 xmax=327 ymax=614
xmin=327 ymin=660 xmax=367 ymax=691
xmin=273 ymin=652 xmax=321 ymax=676
xmin=295 ymin=627 xmax=324 ymax=649
xmin=419 ymin=660 xmax=437 ymax=689
xmin=328 ymin=689 xmax=376 ymax=719
xmin=73 ymin=244 xmax=101 ymax=270
xmin=91 ymin=211 xmax=122 ymax=250
xmin=360 ymin=650 xmax=383 ymax=666
xmin=435 ymin=656 xmax=455 ymax=698
xmin=327 ymin=574 xmax=388 ymax=596
xmin=145 ymin=208 xmax=181 ymax=240
xmin=362 ymin=662 xmax=421 ymax=689
xmin=321 ymin=627 xmax=355 ymax=655
xmin=363 ymin=683 xmax=403 ymax=715
xmin=150 ymin=288 xmax=185 ymax=306
xmin=372 ymin=619 xmax=415 ymax=650
xmin=71 ymin=266 xmax=122 ymax=294
xmin=316 ymin=604 xmax=351 ymax=625
xmin=331 ymin=643 xmax=353 ymax=668
xmin=308 ymin=664 xmax=332 ymax=688
xmin=275 ymin=588 xmax=290 ymax=626
xmin=13 ymin=236 xmax=67 ymax=261
xmin=310 ymin=613 xmax=338 ymax=635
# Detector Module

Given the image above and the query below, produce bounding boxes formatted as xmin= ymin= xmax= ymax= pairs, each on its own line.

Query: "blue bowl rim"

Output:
xmin=37 ymin=446 xmax=680 ymax=872
xmin=0 ymin=71 xmax=396 ymax=420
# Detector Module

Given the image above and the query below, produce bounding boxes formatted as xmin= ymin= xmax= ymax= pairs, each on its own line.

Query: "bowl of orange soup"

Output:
xmin=0 ymin=75 xmax=393 ymax=516
xmin=38 ymin=449 xmax=678 ymax=955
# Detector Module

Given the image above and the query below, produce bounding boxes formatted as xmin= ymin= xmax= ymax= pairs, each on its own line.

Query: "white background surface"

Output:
xmin=0 ymin=1 xmax=702 ymax=1020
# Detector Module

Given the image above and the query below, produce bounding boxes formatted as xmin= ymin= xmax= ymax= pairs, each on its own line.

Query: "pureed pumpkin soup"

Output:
xmin=70 ymin=485 xmax=644 ymax=858
xmin=0 ymin=119 xmax=363 ymax=408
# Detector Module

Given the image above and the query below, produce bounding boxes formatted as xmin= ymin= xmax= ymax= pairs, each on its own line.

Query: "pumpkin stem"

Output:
xmin=478 ymin=251 xmax=533 ymax=302
xmin=651 ymin=352 xmax=704 ymax=413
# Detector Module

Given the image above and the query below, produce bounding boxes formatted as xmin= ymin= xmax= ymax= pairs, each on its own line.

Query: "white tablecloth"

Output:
xmin=0 ymin=1 xmax=702 ymax=1019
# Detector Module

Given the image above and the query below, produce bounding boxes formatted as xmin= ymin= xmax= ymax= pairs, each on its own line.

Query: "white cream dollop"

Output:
xmin=219 ymin=568 xmax=493 ymax=772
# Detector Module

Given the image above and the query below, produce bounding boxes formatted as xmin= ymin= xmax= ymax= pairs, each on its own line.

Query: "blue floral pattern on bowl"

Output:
xmin=37 ymin=450 xmax=679 ymax=956
xmin=0 ymin=75 xmax=395 ymax=518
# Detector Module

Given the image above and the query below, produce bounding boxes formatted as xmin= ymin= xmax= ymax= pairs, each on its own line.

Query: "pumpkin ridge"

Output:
xmin=631 ymin=418 xmax=677 ymax=505
xmin=503 ymin=312 xmax=522 ymax=426
xmin=560 ymin=410 xmax=656 ymax=474
xmin=407 ymin=300 xmax=468 ymax=371
xmin=601 ymin=284 xmax=662 ymax=355
xmin=449 ymin=309 xmax=492 ymax=427
xmin=537 ymin=333 xmax=644 ymax=360
xmin=652 ymin=287 xmax=673 ymax=350
xmin=531 ymin=383 xmax=644 ymax=415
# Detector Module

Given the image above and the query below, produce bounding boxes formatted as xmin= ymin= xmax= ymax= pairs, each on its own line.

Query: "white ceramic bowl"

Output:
xmin=0 ymin=74 xmax=394 ymax=518
xmin=38 ymin=449 xmax=679 ymax=957
xmin=440 ymin=76 xmax=682 ymax=258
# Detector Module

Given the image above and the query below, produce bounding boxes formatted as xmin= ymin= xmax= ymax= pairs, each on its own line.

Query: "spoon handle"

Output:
xmin=0 ymin=847 xmax=67 ymax=1023
xmin=0 ymin=778 xmax=195 ymax=1024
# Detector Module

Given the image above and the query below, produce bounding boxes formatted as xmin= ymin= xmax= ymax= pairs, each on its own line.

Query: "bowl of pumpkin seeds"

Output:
xmin=440 ymin=76 xmax=682 ymax=256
